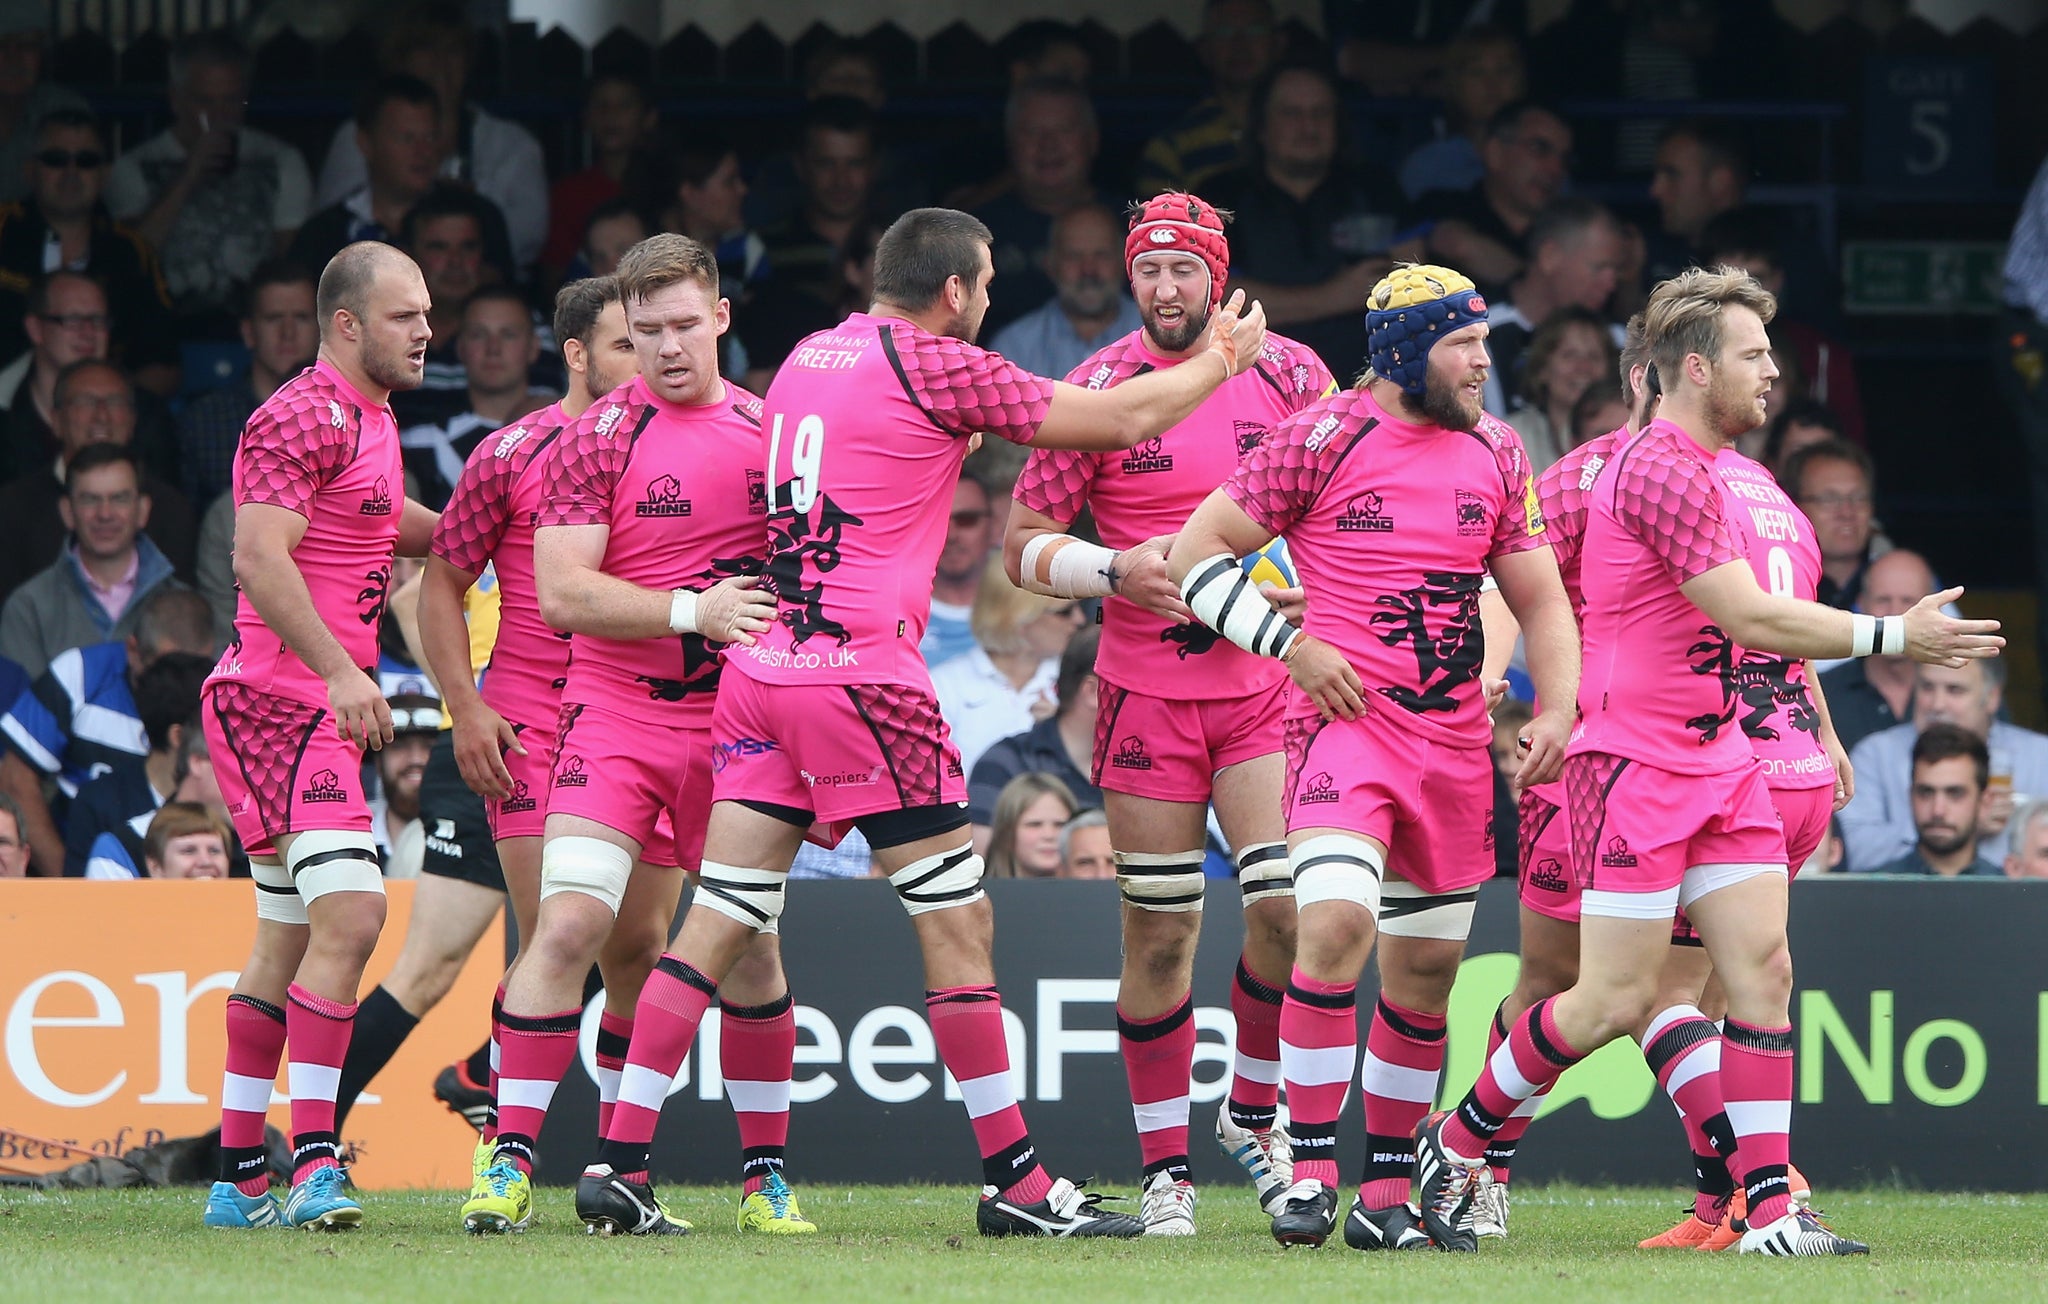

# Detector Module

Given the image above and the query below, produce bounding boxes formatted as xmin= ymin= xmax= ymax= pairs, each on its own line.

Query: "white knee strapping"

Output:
xmin=539 ymin=835 xmax=634 ymax=913
xmin=1678 ymin=861 xmax=1785 ymax=911
xmin=286 ymin=830 xmax=384 ymax=904
xmin=1115 ymin=850 xmax=1207 ymax=913
xmin=1290 ymin=834 xmax=1384 ymax=914
xmin=889 ymin=844 xmax=984 ymax=916
xmin=250 ymin=858 xmax=308 ymax=925
xmin=1377 ymin=879 xmax=1480 ymax=941
xmin=695 ymin=861 xmax=788 ymax=934
xmin=1234 ymin=841 xmax=1292 ymax=907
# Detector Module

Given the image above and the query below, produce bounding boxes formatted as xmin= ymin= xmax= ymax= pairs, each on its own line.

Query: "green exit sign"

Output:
xmin=1843 ymin=241 xmax=2006 ymax=314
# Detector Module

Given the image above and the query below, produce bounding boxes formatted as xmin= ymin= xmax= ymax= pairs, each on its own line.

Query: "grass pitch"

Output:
xmin=2 ymin=1184 xmax=2043 ymax=1303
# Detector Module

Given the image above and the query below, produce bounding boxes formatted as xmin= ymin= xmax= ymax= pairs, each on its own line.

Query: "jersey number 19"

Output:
xmin=767 ymin=413 xmax=826 ymax=513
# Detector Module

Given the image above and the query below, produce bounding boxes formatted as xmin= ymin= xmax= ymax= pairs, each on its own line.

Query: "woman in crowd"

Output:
xmin=929 ymin=556 xmax=1089 ymax=775
xmin=1506 ymin=307 xmax=1617 ymax=471
xmin=985 ymin=772 xmax=1078 ymax=879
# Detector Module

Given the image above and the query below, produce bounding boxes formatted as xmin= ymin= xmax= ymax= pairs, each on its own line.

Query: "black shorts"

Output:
xmin=419 ymin=731 xmax=504 ymax=890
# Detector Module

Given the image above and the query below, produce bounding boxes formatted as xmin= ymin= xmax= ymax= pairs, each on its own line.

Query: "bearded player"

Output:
xmin=1004 ymin=192 xmax=1334 ymax=1235
xmin=466 ymin=235 xmax=803 ymax=1237
xmin=1416 ymin=266 xmax=1999 ymax=1256
xmin=201 ymin=243 xmax=439 ymax=1231
xmin=1165 ymin=264 xmax=1581 ymax=1252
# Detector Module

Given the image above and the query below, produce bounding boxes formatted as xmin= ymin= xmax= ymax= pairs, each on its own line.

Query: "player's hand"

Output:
xmin=1901 ymin=587 xmax=2003 ymax=667
xmin=1262 ymin=584 xmax=1308 ymax=624
xmin=698 ymin=575 xmax=777 ymax=646
xmin=1205 ymin=288 xmax=1269 ymax=378
xmin=1113 ymin=534 xmax=1192 ymax=622
xmin=327 ymin=666 xmax=393 ymax=751
xmin=1482 ymin=677 xmax=1509 ymax=720
xmin=1287 ymin=636 xmax=1365 ymax=721
xmin=454 ymin=705 xmax=523 ymax=799
xmin=1825 ymin=732 xmax=1855 ymax=811
xmin=1513 ymin=707 xmax=1571 ymax=791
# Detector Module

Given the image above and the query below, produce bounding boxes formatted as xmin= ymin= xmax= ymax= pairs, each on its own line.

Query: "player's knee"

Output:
xmin=1234 ymin=841 xmax=1292 ymax=911
xmin=539 ymin=836 xmax=634 ymax=915
xmin=597 ymin=924 xmax=665 ymax=994
xmin=1291 ymin=834 xmax=1384 ymax=918
xmin=1124 ymin=917 xmax=1198 ymax=987
xmin=888 ymin=844 xmax=985 ymax=917
xmin=250 ymin=860 xmax=309 ymax=927
xmin=694 ymin=861 xmax=789 ymax=934
xmin=1514 ymin=951 xmax=1576 ymax=1005
xmin=1116 ymin=850 xmax=1208 ymax=913
xmin=1242 ymin=895 xmax=1298 ymax=959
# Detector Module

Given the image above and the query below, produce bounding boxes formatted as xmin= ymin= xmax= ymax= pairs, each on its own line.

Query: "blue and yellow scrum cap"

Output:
xmin=1366 ymin=264 xmax=1488 ymax=397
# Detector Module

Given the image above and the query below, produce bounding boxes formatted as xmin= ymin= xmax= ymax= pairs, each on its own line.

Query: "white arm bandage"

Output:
xmin=1019 ymin=533 xmax=1119 ymax=598
xmin=1179 ymin=553 xmax=1302 ymax=660
xmin=668 ymin=588 xmax=700 ymax=635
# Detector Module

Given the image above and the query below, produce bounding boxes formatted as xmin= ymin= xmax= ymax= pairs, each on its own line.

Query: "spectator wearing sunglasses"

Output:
xmin=931 ymin=554 xmax=1091 ymax=778
xmin=922 ymin=470 xmax=998 ymax=669
xmin=0 ymin=110 xmax=178 ymax=398
xmin=0 ymin=8 xmax=89 ymax=206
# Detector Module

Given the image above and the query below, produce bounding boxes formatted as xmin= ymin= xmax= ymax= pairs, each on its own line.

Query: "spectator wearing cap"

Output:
xmin=0 ymin=9 xmax=90 ymax=205
xmin=313 ymin=4 xmax=548 ymax=272
xmin=0 ymin=443 xmax=188 ymax=677
xmin=0 ymin=110 xmax=178 ymax=396
xmin=1211 ymin=61 xmax=1420 ymax=375
xmin=373 ymin=691 xmax=442 ymax=878
xmin=88 ymin=800 xmax=230 ymax=880
xmin=0 ymin=359 xmax=197 ymax=598
xmin=988 ymin=203 xmax=1141 ymax=383
xmin=64 ymin=650 xmax=211 ymax=875
xmin=0 ymin=586 xmax=214 ymax=874
xmin=103 ymin=30 xmax=312 ymax=323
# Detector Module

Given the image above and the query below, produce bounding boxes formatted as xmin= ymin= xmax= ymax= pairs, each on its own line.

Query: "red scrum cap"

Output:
xmin=1126 ymin=191 xmax=1230 ymax=309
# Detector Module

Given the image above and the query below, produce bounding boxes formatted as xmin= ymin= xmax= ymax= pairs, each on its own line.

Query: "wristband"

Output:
xmin=1881 ymin=615 xmax=1905 ymax=656
xmin=1020 ymin=533 xmax=1119 ymax=598
xmin=668 ymin=588 xmax=699 ymax=635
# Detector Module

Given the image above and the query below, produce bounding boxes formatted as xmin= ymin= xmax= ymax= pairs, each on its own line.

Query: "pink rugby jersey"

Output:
xmin=535 ymin=376 xmax=769 ymax=727
xmin=1713 ymin=448 xmax=1834 ymax=791
xmin=731 ymin=312 xmax=1055 ymax=689
xmin=1224 ymin=389 xmax=1548 ymax=747
xmin=430 ymin=401 xmax=573 ymax=729
xmin=1570 ymin=419 xmax=1752 ymax=775
xmin=1013 ymin=332 xmax=1333 ymax=699
xmin=208 ymin=359 xmax=403 ymax=705
xmin=1532 ymin=426 xmax=1627 ymax=618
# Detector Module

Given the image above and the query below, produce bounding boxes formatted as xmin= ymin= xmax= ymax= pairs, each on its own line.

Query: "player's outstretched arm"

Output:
xmin=534 ymin=523 xmax=774 ymax=646
xmin=234 ymin=502 xmax=394 ymax=750
xmin=1683 ymin=566 xmax=2004 ymax=667
xmin=1031 ymin=291 xmax=1268 ymax=452
xmin=419 ymin=555 xmax=522 ymax=798
xmin=1006 ymin=500 xmax=1191 ymax=622
xmin=397 ymin=496 xmax=439 ymax=558
xmin=1490 ymin=546 xmax=1580 ymax=789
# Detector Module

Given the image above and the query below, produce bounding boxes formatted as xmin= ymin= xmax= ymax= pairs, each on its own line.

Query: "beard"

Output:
xmin=1415 ymin=364 xmax=1483 ymax=431
xmin=1918 ymin=823 xmax=1976 ymax=858
xmin=1705 ymin=368 xmax=1766 ymax=440
xmin=361 ymin=333 xmax=423 ymax=392
xmin=944 ymin=302 xmax=987 ymax=346
xmin=584 ymin=361 xmax=629 ymax=402
xmin=1143 ymin=301 xmax=1211 ymax=354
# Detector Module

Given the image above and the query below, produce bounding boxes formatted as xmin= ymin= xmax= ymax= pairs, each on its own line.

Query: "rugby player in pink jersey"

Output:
xmin=1004 ymin=192 xmax=1335 ymax=1235
xmin=446 ymin=236 xmax=800 ymax=1238
xmin=1416 ymin=267 xmax=2001 ymax=1257
xmin=598 ymin=207 xmax=1270 ymax=1240
xmin=200 ymin=243 xmax=440 ymax=1232
xmin=1165 ymin=264 xmax=1582 ymax=1251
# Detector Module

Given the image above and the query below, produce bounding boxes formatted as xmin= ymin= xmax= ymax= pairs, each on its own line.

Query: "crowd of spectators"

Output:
xmin=0 ymin=1 xmax=2041 ymax=887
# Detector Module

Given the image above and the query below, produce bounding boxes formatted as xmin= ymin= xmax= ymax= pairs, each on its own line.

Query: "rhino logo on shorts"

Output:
xmin=301 ymin=769 xmax=347 ymax=803
xmin=555 ymin=755 xmax=590 ymax=788
xmin=1111 ymin=737 xmax=1154 ymax=771
xmin=1299 ymin=772 xmax=1339 ymax=804
xmin=501 ymin=779 xmax=536 ymax=813
xmin=1599 ymin=836 xmax=1637 ymax=868
xmin=1527 ymin=857 xmax=1569 ymax=893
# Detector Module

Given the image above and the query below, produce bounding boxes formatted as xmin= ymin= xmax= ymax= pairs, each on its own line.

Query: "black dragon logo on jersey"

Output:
xmin=1160 ymin=620 xmax=1223 ymax=659
xmin=1685 ymin=626 xmax=1822 ymax=746
xmin=1369 ymin=570 xmax=1484 ymax=715
xmin=356 ymin=561 xmax=392 ymax=627
xmin=763 ymin=488 xmax=864 ymax=647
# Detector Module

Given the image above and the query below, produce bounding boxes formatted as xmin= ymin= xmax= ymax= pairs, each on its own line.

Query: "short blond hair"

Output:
xmin=143 ymin=801 xmax=230 ymax=871
xmin=968 ymin=554 xmax=1069 ymax=656
xmin=616 ymin=232 xmax=719 ymax=305
xmin=1643 ymin=265 xmax=1777 ymax=387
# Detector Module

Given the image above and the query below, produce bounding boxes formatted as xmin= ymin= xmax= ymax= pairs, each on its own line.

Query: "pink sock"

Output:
xmin=285 ymin=984 xmax=356 ymax=1183
xmin=219 ymin=994 xmax=287 ymax=1196
xmin=1279 ymin=968 xmax=1357 ymax=1188
xmin=1442 ymin=997 xmax=1583 ymax=1161
xmin=1118 ymin=994 xmax=1196 ymax=1183
xmin=1226 ymin=958 xmax=1284 ymax=1130
xmin=721 ymin=993 xmax=797 ymax=1195
xmin=484 ymin=983 xmax=505 ymax=1142
xmin=1358 ymin=996 xmax=1446 ymax=1209
xmin=1642 ymin=1004 xmax=1737 ymax=1221
xmin=927 ymin=985 xmax=1050 ymax=1203
xmin=1721 ymin=1019 xmax=1795 ymax=1227
xmin=595 ymin=956 xmax=717 ymax=1182
xmin=594 ymin=1010 xmax=633 ymax=1140
xmin=492 ymin=1003 xmax=584 ymax=1176
xmin=1477 ymin=1001 xmax=1547 ymax=1184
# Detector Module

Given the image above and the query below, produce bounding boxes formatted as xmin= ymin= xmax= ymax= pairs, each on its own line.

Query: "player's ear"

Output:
xmin=715 ymin=297 xmax=731 ymax=336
